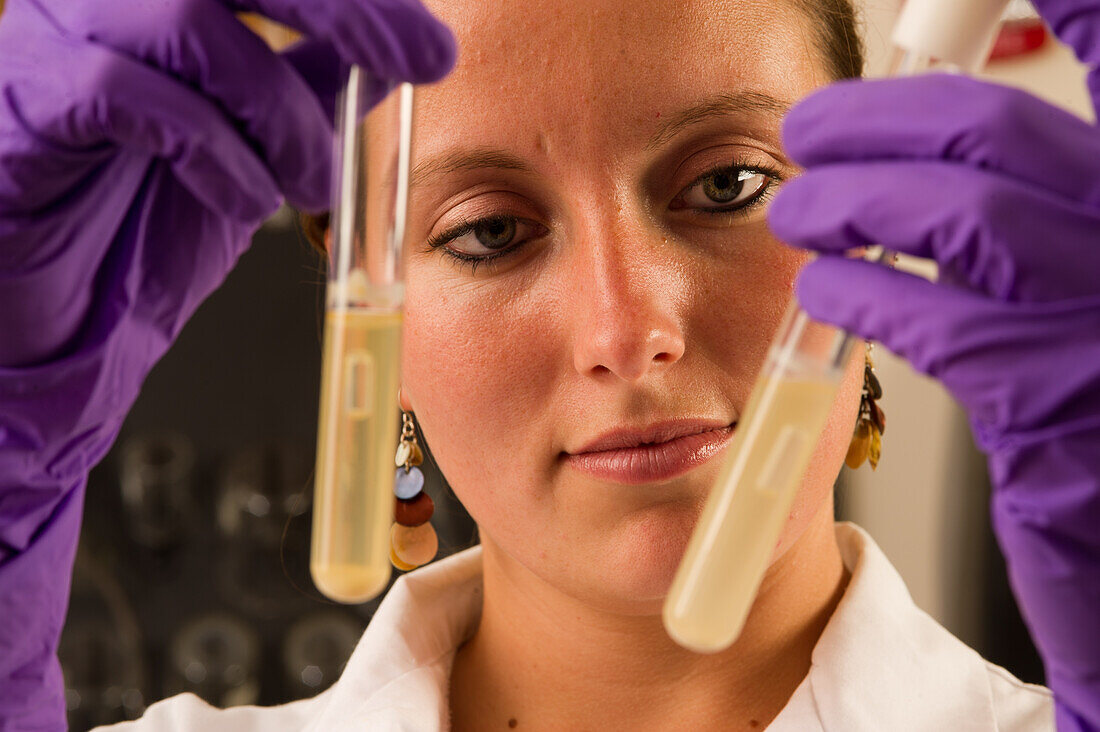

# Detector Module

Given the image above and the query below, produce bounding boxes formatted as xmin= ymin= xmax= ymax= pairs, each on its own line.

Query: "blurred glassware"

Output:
xmin=215 ymin=443 xmax=314 ymax=618
xmin=59 ymin=552 xmax=145 ymax=729
xmin=282 ymin=612 xmax=364 ymax=699
xmin=119 ymin=433 xmax=196 ymax=550
xmin=216 ymin=443 xmax=309 ymax=548
xmin=216 ymin=538 xmax=313 ymax=620
xmin=166 ymin=614 xmax=260 ymax=708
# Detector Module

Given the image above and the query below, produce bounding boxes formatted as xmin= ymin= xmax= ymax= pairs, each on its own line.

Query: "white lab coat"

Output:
xmin=100 ymin=523 xmax=1053 ymax=731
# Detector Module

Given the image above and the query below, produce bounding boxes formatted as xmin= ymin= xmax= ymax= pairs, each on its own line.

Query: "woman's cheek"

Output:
xmin=689 ymin=232 xmax=859 ymax=559
xmin=400 ymin=271 xmax=563 ymax=504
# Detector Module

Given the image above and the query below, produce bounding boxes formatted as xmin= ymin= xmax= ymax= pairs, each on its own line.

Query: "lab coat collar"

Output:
xmin=306 ymin=523 xmax=1003 ymax=731
xmin=302 ymin=546 xmax=484 ymax=732
xmin=788 ymin=522 xmax=1000 ymax=732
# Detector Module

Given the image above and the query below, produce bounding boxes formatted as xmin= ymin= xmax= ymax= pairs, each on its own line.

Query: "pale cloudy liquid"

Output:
xmin=664 ymin=375 xmax=840 ymax=652
xmin=311 ymin=309 xmax=403 ymax=603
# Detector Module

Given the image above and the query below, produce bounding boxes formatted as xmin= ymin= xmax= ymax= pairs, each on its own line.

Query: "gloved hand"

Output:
xmin=0 ymin=1 xmax=454 ymax=728
xmin=768 ymin=4 xmax=1100 ymax=730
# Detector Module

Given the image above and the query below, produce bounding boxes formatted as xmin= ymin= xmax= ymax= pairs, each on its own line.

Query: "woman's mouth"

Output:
xmin=563 ymin=420 xmax=736 ymax=485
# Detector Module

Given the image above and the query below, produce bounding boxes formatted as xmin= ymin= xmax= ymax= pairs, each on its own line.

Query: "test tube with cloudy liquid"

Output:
xmin=311 ymin=70 xmax=414 ymax=603
xmin=663 ymin=0 xmax=1012 ymax=652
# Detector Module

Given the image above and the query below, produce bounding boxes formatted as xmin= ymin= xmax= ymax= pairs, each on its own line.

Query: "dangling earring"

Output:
xmin=845 ymin=343 xmax=886 ymax=470
xmin=390 ymin=410 xmax=438 ymax=571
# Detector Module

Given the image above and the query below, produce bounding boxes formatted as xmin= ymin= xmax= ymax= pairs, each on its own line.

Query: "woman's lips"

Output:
xmin=564 ymin=422 xmax=736 ymax=485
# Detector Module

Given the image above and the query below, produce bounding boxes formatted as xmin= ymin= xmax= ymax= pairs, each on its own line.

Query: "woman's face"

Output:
xmin=402 ymin=0 xmax=863 ymax=613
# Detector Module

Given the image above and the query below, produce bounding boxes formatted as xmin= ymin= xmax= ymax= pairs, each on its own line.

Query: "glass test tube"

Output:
xmin=311 ymin=70 xmax=414 ymax=604
xmin=662 ymin=0 xmax=1009 ymax=653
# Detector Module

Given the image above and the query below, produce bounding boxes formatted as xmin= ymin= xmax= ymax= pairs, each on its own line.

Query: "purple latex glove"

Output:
xmin=768 ymin=5 xmax=1100 ymax=730
xmin=0 ymin=1 xmax=454 ymax=728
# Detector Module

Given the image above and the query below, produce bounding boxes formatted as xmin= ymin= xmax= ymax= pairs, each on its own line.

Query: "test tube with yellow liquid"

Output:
xmin=311 ymin=71 xmax=414 ymax=604
xmin=664 ymin=308 xmax=853 ymax=652
xmin=663 ymin=0 xmax=1011 ymax=652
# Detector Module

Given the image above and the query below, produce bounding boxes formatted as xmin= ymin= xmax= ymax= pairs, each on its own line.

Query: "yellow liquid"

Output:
xmin=311 ymin=309 xmax=403 ymax=603
xmin=663 ymin=375 xmax=840 ymax=652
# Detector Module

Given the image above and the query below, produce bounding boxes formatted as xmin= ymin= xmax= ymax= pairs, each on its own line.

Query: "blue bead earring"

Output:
xmin=390 ymin=410 xmax=437 ymax=570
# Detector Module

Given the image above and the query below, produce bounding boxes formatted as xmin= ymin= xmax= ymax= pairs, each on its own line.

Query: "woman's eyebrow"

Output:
xmin=410 ymin=148 xmax=532 ymax=189
xmin=645 ymin=92 xmax=792 ymax=151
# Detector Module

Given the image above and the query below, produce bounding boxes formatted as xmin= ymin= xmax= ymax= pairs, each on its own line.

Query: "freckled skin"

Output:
xmin=401 ymin=0 xmax=860 ymax=615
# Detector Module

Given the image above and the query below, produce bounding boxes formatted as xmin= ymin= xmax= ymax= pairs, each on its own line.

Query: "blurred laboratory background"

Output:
xmin=62 ymin=207 xmax=480 ymax=728
xmin=23 ymin=1 xmax=1092 ymax=728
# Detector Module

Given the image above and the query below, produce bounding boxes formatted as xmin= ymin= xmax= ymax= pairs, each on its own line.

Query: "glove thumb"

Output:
xmin=795 ymin=256 xmax=1100 ymax=442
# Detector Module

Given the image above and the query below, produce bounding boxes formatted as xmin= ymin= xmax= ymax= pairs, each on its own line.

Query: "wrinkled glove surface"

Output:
xmin=0 ymin=1 xmax=454 ymax=728
xmin=769 ymin=2 xmax=1100 ymax=729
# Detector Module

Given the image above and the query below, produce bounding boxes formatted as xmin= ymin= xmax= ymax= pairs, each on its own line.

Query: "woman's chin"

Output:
xmin=584 ymin=504 xmax=701 ymax=612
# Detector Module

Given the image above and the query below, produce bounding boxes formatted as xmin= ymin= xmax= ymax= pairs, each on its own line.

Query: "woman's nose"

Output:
xmin=570 ymin=234 xmax=687 ymax=383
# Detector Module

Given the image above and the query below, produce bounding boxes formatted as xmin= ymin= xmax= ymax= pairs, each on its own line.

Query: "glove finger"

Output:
xmin=43 ymin=0 xmax=332 ymax=212
xmin=9 ymin=35 xmax=282 ymax=222
xmin=795 ymin=257 xmax=991 ymax=385
xmin=0 ymin=4 xmax=114 ymax=212
xmin=781 ymin=75 xmax=1100 ymax=209
xmin=769 ymin=161 xmax=1100 ymax=302
xmin=1028 ymin=0 xmax=1100 ymax=110
xmin=281 ymin=38 xmax=396 ymax=125
xmin=281 ymin=39 xmax=346 ymax=125
xmin=796 ymin=256 xmax=1100 ymax=438
xmin=224 ymin=0 xmax=456 ymax=84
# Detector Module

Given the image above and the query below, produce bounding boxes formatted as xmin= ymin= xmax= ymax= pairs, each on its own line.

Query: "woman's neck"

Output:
xmin=448 ymin=502 xmax=849 ymax=731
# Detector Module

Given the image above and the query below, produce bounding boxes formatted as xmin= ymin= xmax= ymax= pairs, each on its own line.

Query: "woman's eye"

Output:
xmin=473 ymin=217 xmax=516 ymax=250
xmin=428 ymin=215 xmax=547 ymax=261
xmin=675 ymin=167 xmax=773 ymax=213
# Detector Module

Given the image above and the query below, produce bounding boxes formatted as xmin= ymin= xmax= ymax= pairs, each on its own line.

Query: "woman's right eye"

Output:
xmin=427 ymin=216 xmax=548 ymax=263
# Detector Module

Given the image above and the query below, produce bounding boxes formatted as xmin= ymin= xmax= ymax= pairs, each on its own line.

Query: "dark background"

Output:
xmin=63 ymin=214 xmax=476 ymax=729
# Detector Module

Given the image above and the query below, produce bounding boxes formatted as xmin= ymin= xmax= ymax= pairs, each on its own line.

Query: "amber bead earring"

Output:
xmin=845 ymin=343 xmax=886 ymax=470
xmin=390 ymin=410 xmax=438 ymax=570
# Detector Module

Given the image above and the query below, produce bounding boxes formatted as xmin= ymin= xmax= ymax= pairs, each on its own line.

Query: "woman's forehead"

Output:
xmin=415 ymin=0 xmax=822 ymax=160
